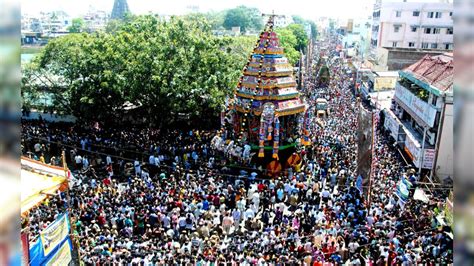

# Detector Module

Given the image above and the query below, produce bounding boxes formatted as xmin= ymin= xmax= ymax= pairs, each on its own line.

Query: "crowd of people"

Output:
xmin=22 ymin=39 xmax=453 ymax=265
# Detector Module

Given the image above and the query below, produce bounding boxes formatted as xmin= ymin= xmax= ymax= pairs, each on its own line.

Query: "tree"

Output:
xmin=202 ymin=11 xmax=226 ymax=30
xmin=291 ymin=15 xmax=305 ymax=25
xmin=23 ymin=15 xmax=250 ymax=127
xmin=287 ymin=24 xmax=308 ymax=52
xmin=274 ymin=28 xmax=299 ymax=65
xmin=67 ymin=18 xmax=85 ymax=33
xmin=290 ymin=16 xmax=317 ymax=40
xmin=308 ymin=21 xmax=318 ymax=40
xmin=223 ymin=6 xmax=263 ymax=32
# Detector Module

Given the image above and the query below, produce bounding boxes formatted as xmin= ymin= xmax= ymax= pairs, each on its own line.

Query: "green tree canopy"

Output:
xmin=291 ymin=15 xmax=305 ymax=25
xmin=67 ymin=18 xmax=85 ymax=33
xmin=23 ymin=15 xmax=252 ymax=127
xmin=275 ymin=28 xmax=299 ymax=65
xmin=287 ymin=24 xmax=308 ymax=52
xmin=223 ymin=6 xmax=263 ymax=32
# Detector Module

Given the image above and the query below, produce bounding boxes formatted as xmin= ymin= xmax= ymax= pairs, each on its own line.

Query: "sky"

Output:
xmin=21 ymin=0 xmax=376 ymax=21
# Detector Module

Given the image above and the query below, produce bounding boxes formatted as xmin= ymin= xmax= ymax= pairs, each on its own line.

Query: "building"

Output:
xmin=273 ymin=15 xmax=293 ymax=28
xmin=383 ymin=53 xmax=453 ymax=182
xmin=342 ymin=17 xmax=373 ymax=59
xmin=83 ymin=8 xmax=109 ymax=32
xmin=370 ymin=0 xmax=453 ymax=70
xmin=358 ymin=70 xmax=398 ymax=109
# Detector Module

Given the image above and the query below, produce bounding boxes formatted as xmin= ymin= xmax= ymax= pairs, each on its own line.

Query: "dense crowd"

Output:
xmin=22 ymin=41 xmax=453 ymax=265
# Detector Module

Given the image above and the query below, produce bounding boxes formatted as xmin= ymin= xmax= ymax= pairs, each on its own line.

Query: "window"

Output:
xmin=413 ymin=11 xmax=420 ymax=16
xmin=424 ymin=28 xmax=431 ymax=34
xmin=394 ymin=25 xmax=401 ymax=32
xmin=396 ymin=11 xmax=402 ymax=17
xmin=427 ymin=12 xmax=434 ymax=18
xmin=422 ymin=42 xmax=429 ymax=48
xmin=445 ymin=43 xmax=453 ymax=50
xmin=435 ymin=12 xmax=442 ymax=18
xmin=447 ymin=28 xmax=453 ymax=34
xmin=408 ymin=42 xmax=415 ymax=47
xmin=449 ymin=12 xmax=453 ymax=17
xmin=431 ymin=95 xmax=438 ymax=106
xmin=411 ymin=26 xmax=417 ymax=32
xmin=392 ymin=42 xmax=398 ymax=47
xmin=433 ymin=28 xmax=441 ymax=34
xmin=431 ymin=43 xmax=438 ymax=49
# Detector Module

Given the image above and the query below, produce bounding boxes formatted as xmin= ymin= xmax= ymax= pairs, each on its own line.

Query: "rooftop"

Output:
xmin=403 ymin=53 xmax=453 ymax=93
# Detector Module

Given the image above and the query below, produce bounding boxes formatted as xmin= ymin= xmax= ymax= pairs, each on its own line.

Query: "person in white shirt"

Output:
xmin=82 ymin=156 xmax=89 ymax=169
xmin=244 ymin=207 xmax=255 ymax=220
xmin=75 ymin=154 xmax=83 ymax=169
xmin=106 ymin=155 xmax=112 ymax=165
xmin=134 ymin=160 xmax=141 ymax=176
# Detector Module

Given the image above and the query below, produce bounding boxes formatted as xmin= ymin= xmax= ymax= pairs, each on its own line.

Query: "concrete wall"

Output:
xmin=385 ymin=48 xmax=445 ymax=70
xmin=435 ymin=103 xmax=453 ymax=181
xmin=22 ymin=111 xmax=77 ymax=123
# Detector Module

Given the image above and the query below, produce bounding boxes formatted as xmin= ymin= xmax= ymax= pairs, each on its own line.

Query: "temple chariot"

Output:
xmin=217 ymin=15 xmax=311 ymax=175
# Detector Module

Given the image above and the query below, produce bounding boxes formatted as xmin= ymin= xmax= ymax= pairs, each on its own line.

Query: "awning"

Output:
xmin=21 ymin=157 xmax=68 ymax=215
xmin=21 ymin=170 xmax=67 ymax=215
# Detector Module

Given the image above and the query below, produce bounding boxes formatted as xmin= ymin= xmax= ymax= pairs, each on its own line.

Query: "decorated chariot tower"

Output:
xmin=225 ymin=15 xmax=310 ymax=164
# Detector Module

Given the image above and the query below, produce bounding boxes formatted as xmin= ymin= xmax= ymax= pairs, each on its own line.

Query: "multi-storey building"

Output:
xmin=273 ymin=15 xmax=294 ymax=28
xmin=342 ymin=17 xmax=373 ymax=59
xmin=383 ymin=53 xmax=453 ymax=182
xmin=369 ymin=0 xmax=453 ymax=71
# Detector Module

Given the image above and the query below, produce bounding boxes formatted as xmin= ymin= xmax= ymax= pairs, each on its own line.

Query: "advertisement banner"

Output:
xmin=384 ymin=110 xmax=400 ymax=140
xmin=44 ymin=238 xmax=72 ymax=266
xmin=394 ymin=83 xmax=437 ymax=127
xmin=404 ymin=133 xmax=421 ymax=167
xmin=422 ymin=149 xmax=436 ymax=169
xmin=374 ymin=77 xmax=397 ymax=91
xmin=40 ymin=213 xmax=70 ymax=256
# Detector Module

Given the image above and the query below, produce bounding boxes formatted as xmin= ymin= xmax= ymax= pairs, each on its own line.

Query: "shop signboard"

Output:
xmin=394 ymin=83 xmax=437 ymax=127
xmin=404 ymin=132 xmax=435 ymax=169
xmin=374 ymin=77 xmax=397 ymax=91
xmin=422 ymin=149 xmax=436 ymax=169
xmin=405 ymin=133 xmax=421 ymax=167
xmin=384 ymin=110 xmax=400 ymax=140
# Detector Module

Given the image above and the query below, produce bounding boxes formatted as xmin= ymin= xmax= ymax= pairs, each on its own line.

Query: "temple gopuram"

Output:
xmin=220 ymin=15 xmax=310 ymax=172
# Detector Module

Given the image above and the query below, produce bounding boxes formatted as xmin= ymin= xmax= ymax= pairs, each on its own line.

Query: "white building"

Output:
xmin=371 ymin=0 xmax=453 ymax=51
xmin=82 ymin=7 xmax=109 ymax=32
xmin=384 ymin=53 xmax=453 ymax=182
xmin=39 ymin=11 xmax=71 ymax=33
xmin=273 ymin=15 xmax=293 ymax=28
xmin=342 ymin=17 xmax=373 ymax=59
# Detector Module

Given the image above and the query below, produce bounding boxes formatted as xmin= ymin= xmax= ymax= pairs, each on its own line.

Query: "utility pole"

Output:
xmin=298 ymin=51 xmax=304 ymax=91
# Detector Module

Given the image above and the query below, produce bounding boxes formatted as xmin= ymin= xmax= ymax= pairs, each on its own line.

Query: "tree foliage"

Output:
xmin=223 ymin=6 xmax=263 ymax=32
xmin=290 ymin=15 xmax=317 ymax=40
xmin=274 ymin=28 xmax=299 ymax=65
xmin=286 ymin=24 xmax=308 ymax=52
xmin=67 ymin=18 xmax=85 ymax=33
xmin=22 ymin=15 xmax=253 ymax=127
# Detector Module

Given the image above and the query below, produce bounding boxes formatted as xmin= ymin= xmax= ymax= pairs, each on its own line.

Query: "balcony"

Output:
xmin=394 ymin=82 xmax=437 ymax=128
